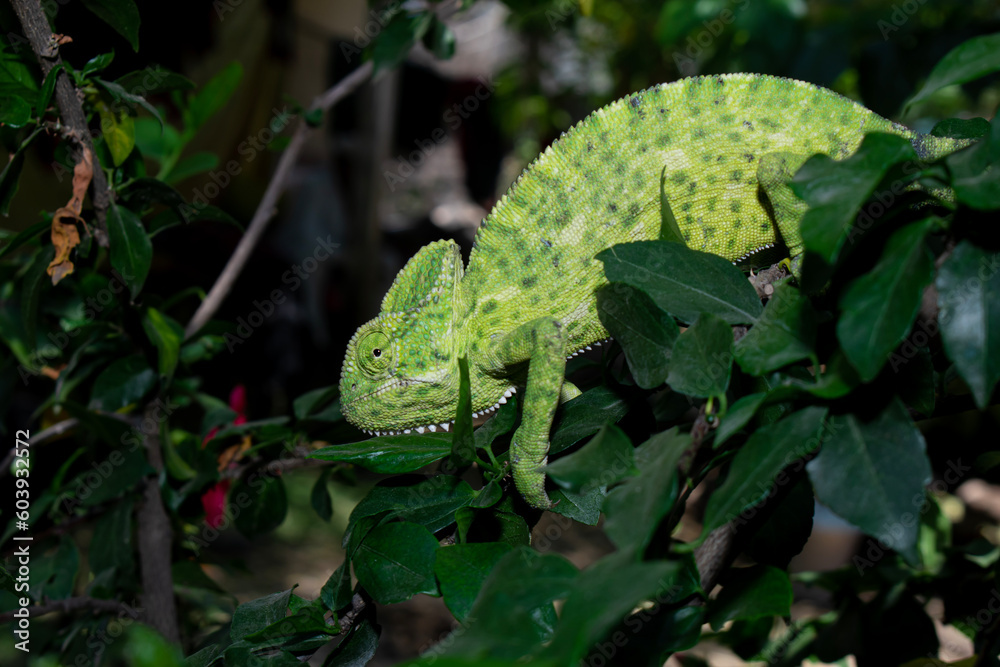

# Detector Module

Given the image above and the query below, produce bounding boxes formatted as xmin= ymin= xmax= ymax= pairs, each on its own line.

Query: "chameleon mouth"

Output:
xmin=360 ymin=387 xmax=518 ymax=437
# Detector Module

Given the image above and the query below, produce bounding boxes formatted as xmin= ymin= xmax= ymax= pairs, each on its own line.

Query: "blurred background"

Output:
xmin=3 ymin=0 xmax=1000 ymax=664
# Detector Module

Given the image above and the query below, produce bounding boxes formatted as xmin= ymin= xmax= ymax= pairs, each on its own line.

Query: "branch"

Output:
xmin=184 ymin=61 xmax=374 ymax=338
xmin=136 ymin=401 xmax=180 ymax=643
xmin=9 ymin=0 xmax=111 ymax=245
xmin=0 ymin=596 xmax=139 ymax=623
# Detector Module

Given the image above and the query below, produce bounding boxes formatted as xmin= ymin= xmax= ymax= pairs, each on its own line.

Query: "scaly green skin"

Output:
xmin=339 ymin=73 xmax=967 ymax=508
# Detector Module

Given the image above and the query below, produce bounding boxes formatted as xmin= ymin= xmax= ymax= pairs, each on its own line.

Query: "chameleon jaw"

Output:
xmin=359 ymin=387 xmax=519 ymax=437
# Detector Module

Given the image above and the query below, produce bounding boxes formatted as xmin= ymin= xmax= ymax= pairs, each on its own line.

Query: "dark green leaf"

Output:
xmin=746 ymin=476 xmax=815 ymax=569
xmin=550 ymin=386 xmax=629 ymax=455
xmin=701 ymin=406 xmax=828 ymax=539
xmin=107 ymin=201 xmax=153 ymax=299
xmin=936 ymin=241 xmax=1000 ymax=409
xmin=599 ymin=240 xmax=763 ymax=325
xmin=546 ymin=424 xmax=636 ymax=494
xmin=930 ymin=117 xmax=991 ymax=140
xmin=894 ymin=345 xmax=936 ymax=415
xmin=373 ymin=11 xmax=433 ymax=74
xmin=421 ymin=16 xmax=456 ymax=60
xmin=31 ymin=536 xmax=80 ymax=600
xmin=20 ymin=246 xmax=51 ymax=347
xmin=186 ymin=62 xmax=242 ymax=131
xmin=310 ymin=469 xmax=333 ymax=521
xmin=452 ymin=356 xmax=476 ymax=465
xmin=735 ymin=282 xmax=817 ymax=374
xmin=323 ymin=617 xmax=379 ymax=667
xmin=143 ymin=307 xmax=183 ymax=382
xmin=543 ymin=556 xmax=685 ymax=665
xmin=713 ymin=392 xmax=766 ymax=448
xmin=319 ymin=561 xmax=353 ymax=614
xmin=354 ymin=521 xmax=439 ymax=604
xmin=293 ymin=385 xmax=338 ymax=420
xmin=806 ymin=398 xmax=932 ymax=564
xmin=81 ymin=0 xmax=141 ymax=50
xmin=948 ymin=116 xmax=1000 ymax=210
xmin=232 ymin=472 xmax=288 ymax=539
xmin=837 ymin=220 xmax=934 ymax=381
xmin=603 ymin=428 xmax=689 ymax=553
xmin=165 ymin=151 xmax=219 ymax=184
xmin=121 ymin=624 xmax=185 ymax=667
xmin=706 ymin=565 xmax=792 ymax=630
xmin=89 ymin=354 xmax=156 ymax=410
xmin=66 ymin=442 xmax=152 ymax=506
xmin=346 ymin=476 xmax=476 ymax=541
xmin=474 ymin=400 xmax=517 ymax=451
xmin=666 ymin=312 xmax=733 ymax=398
xmin=311 ymin=434 xmax=451 ymax=473
xmin=597 ymin=283 xmax=679 ymax=388
xmin=230 ymin=589 xmax=292 ymax=641
xmin=117 ymin=67 xmax=194 ymax=95
xmin=0 ymin=95 xmax=30 ymax=127
xmin=0 ymin=219 xmax=47 ymax=259
xmin=435 ymin=542 xmax=511 ymax=621
xmin=89 ymin=497 xmax=134 ymax=579
xmin=904 ymin=32 xmax=1000 ymax=110
xmin=794 ymin=133 xmax=918 ymax=264
xmin=81 ymin=52 xmax=115 ymax=79
xmin=546 ymin=485 xmax=605 ymax=525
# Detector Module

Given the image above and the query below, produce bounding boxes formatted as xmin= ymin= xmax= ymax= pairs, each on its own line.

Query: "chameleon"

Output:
xmin=338 ymin=73 xmax=970 ymax=508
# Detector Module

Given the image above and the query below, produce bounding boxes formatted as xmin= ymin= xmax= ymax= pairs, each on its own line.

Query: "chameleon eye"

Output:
xmin=358 ymin=332 xmax=392 ymax=374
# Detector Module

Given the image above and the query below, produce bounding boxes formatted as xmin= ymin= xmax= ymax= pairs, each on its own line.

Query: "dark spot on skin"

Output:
xmin=713 ymin=99 xmax=720 ymax=106
xmin=499 ymin=257 xmax=508 ymax=269
xmin=523 ymin=256 xmax=533 ymax=267
xmin=628 ymin=202 xmax=641 ymax=217
xmin=660 ymin=134 xmax=672 ymax=146
xmin=542 ymin=238 xmax=552 ymax=248
xmin=671 ymin=171 xmax=688 ymax=185
xmin=715 ymin=76 xmax=724 ymax=85
xmin=743 ymin=152 xmax=755 ymax=162
xmin=730 ymin=170 xmax=743 ymax=182
xmin=681 ymin=202 xmax=692 ymax=212
xmin=630 ymin=96 xmax=641 ymax=108
xmin=530 ymin=294 xmax=541 ymax=305
xmin=704 ymin=226 xmax=716 ymax=238
xmin=730 ymin=200 xmax=741 ymax=212
xmin=692 ymin=128 xmax=706 ymax=139
xmin=728 ymin=238 xmax=736 ymax=248
xmin=760 ymin=222 xmax=770 ymax=231
xmin=616 ymin=162 xmax=626 ymax=175
xmin=659 ymin=108 xmax=666 ymax=114
xmin=683 ymin=232 xmax=692 ymax=242
xmin=733 ymin=219 xmax=742 ymax=229
xmin=716 ymin=155 xmax=726 ymax=163
xmin=552 ymin=257 xmax=560 ymax=268
xmin=685 ymin=215 xmax=694 ymax=225
xmin=743 ymin=120 xmax=754 ymax=130
xmin=587 ymin=142 xmax=594 ymax=152
xmin=609 ymin=203 xmax=618 ymax=212
xmin=688 ymin=181 xmax=698 ymax=193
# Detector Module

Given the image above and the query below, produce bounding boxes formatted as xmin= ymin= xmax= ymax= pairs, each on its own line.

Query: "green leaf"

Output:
xmin=713 ymin=392 xmax=766 ymax=448
xmin=706 ymin=565 xmax=792 ymax=630
xmin=550 ymin=386 xmax=629 ymax=455
xmin=0 ymin=127 xmax=43 ymax=216
xmin=117 ymin=67 xmax=194 ymax=95
xmin=597 ymin=283 xmax=679 ymax=388
xmin=311 ymin=434 xmax=451 ymax=473
xmin=293 ymin=385 xmax=338 ymax=420
xmin=545 ymin=424 xmax=636 ymax=494
xmin=794 ymin=133 xmax=918 ymax=265
xmin=89 ymin=497 xmax=135 ymax=579
xmin=107 ymin=201 xmax=153 ymax=299
xmin=434 ymin=548 xmax=578 ymax=661
xmin=701 ymin=406 xmax=828 ymax=539
xmin=947 ymin=115 xmax=1000 ymax=210
xmin=0 ymin=219 xmax=47 ymax=259
xmin=806 ymin=398 xmax=932 ymax=564
xmin=143 ymin=307 xmax=183 ymax=382
xmin=310 ymin=469 xmax=333 ymax=521
xmin=30 ymin=536 xmax=79 ymax=600
xmin=319 ymin=561 xmax=353 ymax=614
xmin=354 ymin=521 xmax=439 ymax=604
xmin=659 ymin=166 xmax=686 ymax=243
xmin=735 ymin=282 xmax=817 ymax=375
xmin=546 ymin=485 xmax=605 ymax=526
xmin=936 ymin=241 xmax=1000 ymax=409
xmin=95 ymin=78 xmax=165 ymax=129
xmin=323 ymin=617 xmax=379 ymax=666
xmin=187 ymin=62 xmax=243 ymax=131
xmin=346 ymin=476 xmax=475 ymax=543
xmin=599 ymin=240 xmax=763 ymax=325
xmin=20 ymin=246 xmax=52 ymax=347
xmin=837 ymin=220 xmax=934 ymax=382
xmin=0 ymin=39 xmax=39 ymax=98
xmin=89 ymin=354 xmax=156 ymax=410
xmin=666 ymin=312 xmax=733 ymax=398
xmin=421 ymin=16 xmax=456 ymax=60
xmin=0 ymin=95 xmax=30 ymax=127
xmin=36 ymin=63 xmax=64 ymax=115
xmin=121 ymin=625 xmax=185 ymax=667
xmin=81 ymin=0 xmax=141 ymax=50
xmin=231 ymin=589 xmax=292 ymax=641
xmin=602 ymin=428 xmax=690 ymax=553
xmin=904 ymin=32 xmax=1000 ymax=111
xmin=930 ymin=117 xmax=991 ymax=140
xmin=81 ymin=52 xmax=115 ymax=79
xmin=232 ymin=472 xmax=288 ymax=539
xmin=165 ymin=151 xmax=219 ymax=184
xmin=373 ymin=11 xmax=433 ymax=74
xmin=543 ymin=556 xmax=686 ymax=665
xmin=452 ymin=356 xmax=476 ymax=465
xmin=435 ymin=542 xmax=511 ymax=621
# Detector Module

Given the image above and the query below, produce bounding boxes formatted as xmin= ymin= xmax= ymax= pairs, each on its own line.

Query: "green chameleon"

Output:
xmin=339 ymin=73 xmax=968 ymax=508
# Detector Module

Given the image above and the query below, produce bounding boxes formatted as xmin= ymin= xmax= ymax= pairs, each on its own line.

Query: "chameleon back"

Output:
xmin=459 ymin=73 xmax=963 ymax=353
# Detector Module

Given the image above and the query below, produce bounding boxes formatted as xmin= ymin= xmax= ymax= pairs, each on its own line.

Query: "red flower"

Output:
xmin=200 ymin=385 xmax=248 ymax=529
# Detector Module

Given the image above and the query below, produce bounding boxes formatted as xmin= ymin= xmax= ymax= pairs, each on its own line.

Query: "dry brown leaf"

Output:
xmin=46 ymin=148 xmax=94 ymax=285
xmin=40 ymin=365 xmax=64 ymax=380
xmin=53 ymin=34 xmax=73 ymax=45
xmin=216 ymin=435 xmax=252 ymax=471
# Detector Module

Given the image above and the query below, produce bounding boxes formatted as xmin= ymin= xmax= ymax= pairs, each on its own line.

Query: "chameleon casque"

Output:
xmin=339 ymin=73 xmax=968 ymax=508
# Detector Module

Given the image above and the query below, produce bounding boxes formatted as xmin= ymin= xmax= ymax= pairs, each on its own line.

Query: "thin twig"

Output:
xmin=9 ymin=0 xmax=111 ymax=244
xmin=0 ymin=596 xmax=139 ymax=623
xmin=184 ymin=61 xmax=374 ymax=338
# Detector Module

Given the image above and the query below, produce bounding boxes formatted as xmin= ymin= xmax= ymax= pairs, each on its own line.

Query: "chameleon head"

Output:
xmin=339 ymin=240 xmax=465 ymax=435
